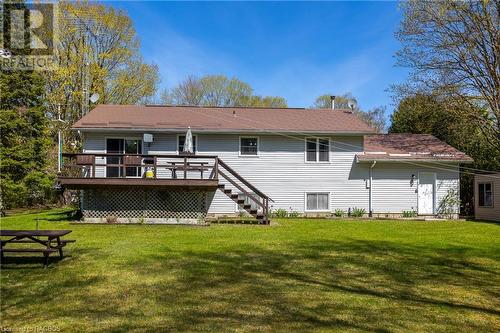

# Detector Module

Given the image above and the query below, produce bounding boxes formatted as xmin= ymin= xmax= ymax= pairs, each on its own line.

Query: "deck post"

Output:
xmin=153 ymin=156 xmax=157 ymax=179
xmin=265 ymin=198 xmax=269 ymax=224
xmin=183 ymin=157 xmax=187 ymax=179
xmin=214 ymin=157 xmax=219 ymax=180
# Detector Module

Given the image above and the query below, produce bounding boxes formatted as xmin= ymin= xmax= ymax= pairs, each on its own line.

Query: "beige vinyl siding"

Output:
xmin=198 ymin=134 xmax=367 ymax=213
xmin=82 ymin=131 xmax=462 ymax=215
xmin=371 ymin=163 xmax=459 ymax=214
xmin=475 ymin=173 xmax=500 ymax=222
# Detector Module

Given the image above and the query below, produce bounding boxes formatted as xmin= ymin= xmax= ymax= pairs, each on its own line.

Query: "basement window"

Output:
xmin=306 ymin=193 xmax=329 ymax=211
xmin=478 ymin=182 xmax=493 ymax=207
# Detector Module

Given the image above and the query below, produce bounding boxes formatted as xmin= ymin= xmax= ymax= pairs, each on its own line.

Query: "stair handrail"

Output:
xmin=217 ymin=158 xmax=274 ymax=202
xmin=218 ymin=170 xmax=266 ymax=210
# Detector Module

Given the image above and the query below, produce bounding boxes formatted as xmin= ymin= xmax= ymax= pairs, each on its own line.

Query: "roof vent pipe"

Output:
xmin=330 ymin=96 xmax=336 ymax=110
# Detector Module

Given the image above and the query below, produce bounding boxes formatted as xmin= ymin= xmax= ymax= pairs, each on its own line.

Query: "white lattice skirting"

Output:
xmin=81 ymin=188 xmax=215 ymax=224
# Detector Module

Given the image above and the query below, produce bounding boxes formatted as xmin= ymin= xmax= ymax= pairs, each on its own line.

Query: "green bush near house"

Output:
xmin=1 ymin=208 xmax=499 ymax=332
xmin=402 ymin=210 xmax=418 ymax=218
xmin=334 ymin=209 xmax=345 ymax=217
xmin=271 ymin=208 xmax=288 ymax=218
xmin=351 ymin=207 xmax=366 ymax=218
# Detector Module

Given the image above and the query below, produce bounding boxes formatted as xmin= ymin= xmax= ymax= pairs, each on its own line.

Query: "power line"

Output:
xmin=180 ymin=106 xmax=500 ymax=178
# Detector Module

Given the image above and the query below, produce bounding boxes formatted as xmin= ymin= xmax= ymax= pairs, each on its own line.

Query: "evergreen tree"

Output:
xmin=0 ymin=70 xmax=54 ymax=210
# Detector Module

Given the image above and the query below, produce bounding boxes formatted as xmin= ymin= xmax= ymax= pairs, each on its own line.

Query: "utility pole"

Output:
xmin=82 ymin=59 xmax=90 ymax=116
xmin=56 ymin=104 xmax=65 ymax=173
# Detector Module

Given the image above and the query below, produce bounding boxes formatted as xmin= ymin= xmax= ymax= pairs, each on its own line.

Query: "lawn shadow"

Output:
xmin=2 ymin=237 xmax=498 ymax=332
xmin=114 ymin=239 xmax=500 ymax=332
xmin=34 ymin=209 xmax=80 ymax=223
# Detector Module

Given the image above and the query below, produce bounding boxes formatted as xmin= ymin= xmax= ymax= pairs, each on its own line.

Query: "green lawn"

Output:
xmin=1 ymin=209 xmax=499 ymax=332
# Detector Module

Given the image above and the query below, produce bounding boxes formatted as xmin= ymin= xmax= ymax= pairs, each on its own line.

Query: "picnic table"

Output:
xmin=167 ymin=161 xmax=210 ymax=179
xmin=0 ymin=230 xmax=75 ymax=268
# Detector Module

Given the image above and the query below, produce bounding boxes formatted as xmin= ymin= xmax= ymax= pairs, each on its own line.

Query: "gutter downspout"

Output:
xmin=369 ymin=161 xmax=376 ymax=217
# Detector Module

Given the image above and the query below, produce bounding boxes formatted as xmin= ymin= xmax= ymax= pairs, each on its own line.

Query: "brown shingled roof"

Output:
xmin=357 ymin=134 xmax=473 ymax=162
xmin=73 ymin=105 xmax=376 ymax=134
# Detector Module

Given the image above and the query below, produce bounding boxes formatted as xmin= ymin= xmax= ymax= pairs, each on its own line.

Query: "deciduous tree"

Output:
xmin=396 ymin=0 xmax=500 ymax=151
xmin=45 ymin=1 xmax=159 ymax=126
xmin=312 ymin=93 xmax=387 ymax=133
xmin=161 ymin=75 xmax=288 ymax=108
xmin=390 ymin=93 xmax=500 ymax=214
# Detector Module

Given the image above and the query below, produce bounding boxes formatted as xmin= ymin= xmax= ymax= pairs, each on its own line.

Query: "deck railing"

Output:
xmin=60 ymin=153 xmax=272 ymax=223
xmin=60 ymin=153 xmax=219 ymax=180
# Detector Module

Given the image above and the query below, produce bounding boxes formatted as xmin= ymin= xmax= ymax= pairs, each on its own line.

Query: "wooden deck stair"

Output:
xmin=217 ymin=184 xmax=267 ymax=224
xmin=216 ymin=159 xmax=272 ymax=225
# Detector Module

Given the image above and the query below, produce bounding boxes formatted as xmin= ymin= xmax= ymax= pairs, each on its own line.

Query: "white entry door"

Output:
xmin=418 ymin=172 xmax=435 ymax=215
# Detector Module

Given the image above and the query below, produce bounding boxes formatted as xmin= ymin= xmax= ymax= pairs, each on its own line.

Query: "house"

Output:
xmin=58 ymin=105 xmax=472 ymax=224
xmin=474 ymin=173 xmax=500 ymax=222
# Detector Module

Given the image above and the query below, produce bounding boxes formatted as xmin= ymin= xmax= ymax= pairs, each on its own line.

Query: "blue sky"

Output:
xmin=110 ymin=1 xmax=408 ymax=111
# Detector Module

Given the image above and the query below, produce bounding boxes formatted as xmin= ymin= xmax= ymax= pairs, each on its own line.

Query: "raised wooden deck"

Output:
xmin=58 ymin=153 xmax=272 ymax=224
xmin=58 ymin=177 xmax=219 ymax=189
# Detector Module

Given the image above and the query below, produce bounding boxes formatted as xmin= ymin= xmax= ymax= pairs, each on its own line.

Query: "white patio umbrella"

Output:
xmin=183 ymin=126 xmax=194 ymax=154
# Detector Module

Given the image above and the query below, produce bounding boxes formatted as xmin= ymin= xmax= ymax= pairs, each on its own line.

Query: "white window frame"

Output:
xmin=304 ymin=192 xmax=331 ymax=212
xmin=239 ymin=136 xmax=260 ymax=157
xmin=104 ymin=136 xmax=144 ymax=178
xmin=478 ymin=182 xmax=494 ymax=208
xmin=304 ymin=137 xmax=330 ymax=163
xmin=176 ymin=134 xmax=198 ymax=154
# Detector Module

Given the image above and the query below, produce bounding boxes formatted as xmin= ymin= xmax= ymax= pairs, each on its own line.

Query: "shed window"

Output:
xmin=306 ymin=193 xmax=329 ymax=211
xmin=240 ymin=137 xmax=258 ymax=156
xmin=478 ymin=182 xmax=493 ymax=207
xmin=306 ymin=138 xmax=330 ymax=162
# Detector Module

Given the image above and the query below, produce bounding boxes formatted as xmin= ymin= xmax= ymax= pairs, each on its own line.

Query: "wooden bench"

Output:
xmin=0 ymin=248 xmax=58 ymax=267
xmin=1 ymin=240 xmax=76 ymax=244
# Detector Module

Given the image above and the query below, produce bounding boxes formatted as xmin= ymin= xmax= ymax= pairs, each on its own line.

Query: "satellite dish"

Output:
xmin=89 ymin=93 xmax=100 ymax=103
xmin=0 ymin=48 xmax=12 ymax=59
xmin=347 ymin=99 xmax=357 ymax=110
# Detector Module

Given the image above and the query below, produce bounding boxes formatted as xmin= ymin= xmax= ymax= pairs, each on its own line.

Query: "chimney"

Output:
xmin=330 ymin=96 xmax=336 ymax=109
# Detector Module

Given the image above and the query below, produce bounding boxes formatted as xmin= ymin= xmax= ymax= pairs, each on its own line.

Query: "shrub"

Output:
xmin=334 ymin=209 xmax=345 ymax=217
xmin=351 ymin=207 xmax=366 ymax=218
xmin=402 ymin=210 xmax=417 ymax=218
xmin=24 ymin=171 xmax=55 ymax=206
xmin=438 ymin=188 xmax=460 ymax=219
xmin=0 ymin=180 xmax=28 ymax=209
xmin=272 ymin=208 xmax=288 ymax=218
xmin=0 ymin=171 xmax=55 ymax=209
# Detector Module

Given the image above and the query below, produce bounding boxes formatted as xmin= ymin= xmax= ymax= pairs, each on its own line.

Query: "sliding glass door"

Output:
xmin=106 ymin=138 xmax=142 ymax=177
